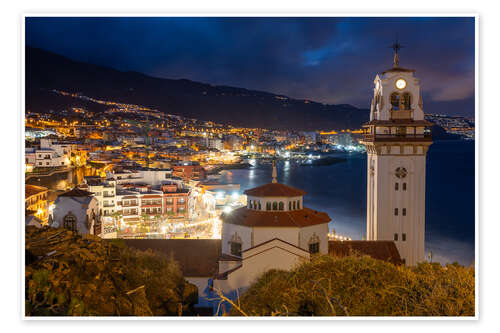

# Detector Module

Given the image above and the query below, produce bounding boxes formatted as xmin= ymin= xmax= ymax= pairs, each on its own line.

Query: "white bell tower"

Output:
xmin=360 ymin=41 xmax=433 ymax=266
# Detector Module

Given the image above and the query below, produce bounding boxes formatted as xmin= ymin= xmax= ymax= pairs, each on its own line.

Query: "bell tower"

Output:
xmin=360 ymin=41 xmax=433 ymax=266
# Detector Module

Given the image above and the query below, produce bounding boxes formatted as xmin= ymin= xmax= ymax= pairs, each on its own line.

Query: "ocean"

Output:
xmin=218 ymin=140 xmax=476 ymax=266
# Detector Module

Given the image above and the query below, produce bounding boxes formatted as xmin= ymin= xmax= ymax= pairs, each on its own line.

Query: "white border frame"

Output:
xmin=20 ymin=13 xmax=479 ymax=321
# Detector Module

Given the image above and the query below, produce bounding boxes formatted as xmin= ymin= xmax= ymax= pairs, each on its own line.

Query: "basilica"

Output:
xmin=124 ymin=47 xmax=431 ymax=312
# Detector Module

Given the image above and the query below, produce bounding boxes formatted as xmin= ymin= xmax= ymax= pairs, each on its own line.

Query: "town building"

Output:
xmin=25 ymin=185 xmax=49 ymax=224
xmin=50 ymin=188 xmax=101 ymax=235
xmin=360 ymin=44 xmax=433 ymax=266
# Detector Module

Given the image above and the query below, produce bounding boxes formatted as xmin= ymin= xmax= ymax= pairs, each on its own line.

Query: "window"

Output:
xmin=394 ymin=208 xmax=398 ymax=216
xmin=403 ymin=183 xmax=407 ymax=191
xmin=390 ymin=93 xmax=401 ymax=110
xmin=272 ymin=202 xmax=278 ymax=211
xmin=394 ymin=233 xmax=398 ymax=241
xmin=230 ymin=242 xmax=242 ymax=257
xmin=63 ymin=213 xmax=77 ymax=232
xmin=297 ymin=201 xmax=301 ymax=209
xmin=293 ymin=201 xmax=296 ymax=210
xmin=402 ymin=208 xmax=407 ymax=216
xmin=402 ymin=259 xmax=406 ymax=265
xmin=266 ymin=202 xmax=271 ymax=211
xmin=258 ymin=201 xmax=261 ymax=210
xmin=402 ymin=93 xmax=412 ymax=110
xmin=230 ymin=233 xmax=242 ymax=257
xmin=278 ymin=202 xmax=284 ymax=211
xmin=402 ymin=233 xmax=406 ymax=241
xmin=395 ymin=183 xmax=399 ymax=191
xmin=309 ymin=242 xmax=320 ymax=254
xmin=289 ymin=202 xmax=292 ymax=210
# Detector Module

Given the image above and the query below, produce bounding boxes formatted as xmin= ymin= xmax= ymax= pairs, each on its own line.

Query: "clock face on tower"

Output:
xmin=395 ymin=78 xmax=407 ymax=90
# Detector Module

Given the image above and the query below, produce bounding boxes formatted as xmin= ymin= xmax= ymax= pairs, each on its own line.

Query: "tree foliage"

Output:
xmin=25 ymin=226 xmax=197 ymax=316
xmin=229 ymin=255 xmax=475 ymax=316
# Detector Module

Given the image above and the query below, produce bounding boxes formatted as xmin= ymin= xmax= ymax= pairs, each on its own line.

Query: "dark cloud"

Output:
xmin=25 ymin=16 xmax=475 ymax=117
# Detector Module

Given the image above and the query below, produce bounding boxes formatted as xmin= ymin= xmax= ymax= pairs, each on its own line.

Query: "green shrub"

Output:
xmin=25 ymin=226 xmax=197 ymax=316
xmin=229 ymin=255 xmax=475 ymax=316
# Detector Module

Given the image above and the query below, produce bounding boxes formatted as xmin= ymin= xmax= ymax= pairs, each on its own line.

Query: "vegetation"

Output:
xmin=228 ymin=255 xmax=475 ymax=317
xmin=25 ymin=226 xmax=197 ymax=316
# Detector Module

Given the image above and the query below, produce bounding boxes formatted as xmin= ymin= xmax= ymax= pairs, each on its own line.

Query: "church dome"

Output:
xmin=243 ymin=182 xmax=305 ymax=197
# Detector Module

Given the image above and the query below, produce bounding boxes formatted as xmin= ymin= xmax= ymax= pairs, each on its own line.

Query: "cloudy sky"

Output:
xmin=25 ymin=17 xmax=475 ymax=117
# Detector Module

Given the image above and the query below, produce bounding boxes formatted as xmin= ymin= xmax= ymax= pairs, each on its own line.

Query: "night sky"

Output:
xmin=25 ymin=17 xmax=475 ymax=117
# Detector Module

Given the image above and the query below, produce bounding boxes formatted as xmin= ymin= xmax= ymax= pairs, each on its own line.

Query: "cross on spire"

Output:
xmin=390 ymin=36 xmax=404 ymax=67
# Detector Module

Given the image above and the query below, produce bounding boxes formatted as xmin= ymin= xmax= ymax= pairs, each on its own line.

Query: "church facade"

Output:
xmin=360 ymin=45 xmax=433 ymax=266
xmin=213 ymin=161 xmax=331 ymax=294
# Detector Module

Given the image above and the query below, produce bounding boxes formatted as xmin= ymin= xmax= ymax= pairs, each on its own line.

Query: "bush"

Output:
xmin=229 ymin=255 xmax=475 ymax=316
xmin=25 ymin=226 xmax=197 ymax=316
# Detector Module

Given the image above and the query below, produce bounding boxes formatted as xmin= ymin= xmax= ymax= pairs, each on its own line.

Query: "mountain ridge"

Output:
xmin=26 ymin=46 xmax=369 ymax=131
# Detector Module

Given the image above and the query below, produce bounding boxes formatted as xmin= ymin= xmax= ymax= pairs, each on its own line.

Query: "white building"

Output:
xmin=50 ymin=188 xmax=100 ymax=235
xmin=213 ymin=162 xmax=331 ymax=294
xmin=81 ymin=176 xmax=117 ymax=217
xmin=360 ymin=46 xmax=433 ymax=266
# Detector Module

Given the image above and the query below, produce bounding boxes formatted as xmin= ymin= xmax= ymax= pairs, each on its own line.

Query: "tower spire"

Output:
xmin=390 ymin=37 xmax=404 ymax=68
xmin=272 ymin=160 xmax=277 ymax=183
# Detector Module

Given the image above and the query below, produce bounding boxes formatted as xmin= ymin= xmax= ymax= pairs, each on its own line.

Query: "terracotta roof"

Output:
xmin=25 ymin=185 xmax=48 ymax=198
xmin=328 ymin=240 xmax=402 ymax=265
xmin=123 ymin=239 xmax=221 ymax=277
xmin=58 ymin=187 xmax=93 ymax=197
xmin=244 ymin=182 xmax=306 ymax=197
xmin=222 ymin=206 xmax=331 ymax=228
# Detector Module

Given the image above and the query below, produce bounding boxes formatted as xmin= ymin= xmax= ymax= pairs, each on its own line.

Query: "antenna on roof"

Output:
xmin=272 ymin=160 xmax=277 ymax=183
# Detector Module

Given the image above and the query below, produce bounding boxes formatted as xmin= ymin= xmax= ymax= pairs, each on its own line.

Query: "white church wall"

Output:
xmin=214 ymin=239 xmax=309 ymax=294
xmin=221 ymin=223 xmax=252 ymax=255
xmin=298 ymin=223 xmax=329 ymax=254
xmin=252 ymin=227 xmax=299 ymax=248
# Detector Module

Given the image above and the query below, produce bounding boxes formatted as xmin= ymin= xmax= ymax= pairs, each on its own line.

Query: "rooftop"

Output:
xmin=222 ymin=206 xmax=331 ymax=228
xmin=123 ymin=239 xmax=221 ymax=277
xmin=244 ymin=182 xmax=306 ymax=197
xmin=25 ymin=185 xmax=48 ymax=198
xmin=328 ymin=240 xmax=402 ymax=265
xmin=58 ymin=187 xmax=94 ymax=197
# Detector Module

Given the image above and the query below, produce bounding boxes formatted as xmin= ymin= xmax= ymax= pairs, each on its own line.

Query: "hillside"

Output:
xmin=25 ymin=227 xmax=198 ymax=316
xmin=25 ymin=46 xmax=369 ymax=131
xmin=226 ymin=255 xmax=475 ymax=316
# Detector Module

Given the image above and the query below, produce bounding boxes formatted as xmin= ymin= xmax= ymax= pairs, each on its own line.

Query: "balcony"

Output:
xmin=362 ymin=133 xmax=432 ymax=143
xmin=390 ymin=109 xmax=413 ymax=120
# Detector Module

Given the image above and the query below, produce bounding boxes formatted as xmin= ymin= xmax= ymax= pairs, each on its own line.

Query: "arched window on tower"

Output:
xmin=293 ymin=201 xmax=296 ymax=210
xmin=297 ymin=200 xmax=301 ymax=209
xmin=390 ymin=93 xmax=401 ymax=110
xmin=63 ymin=212 xmax=77 ymax=232
xmin=272 ymin=202 xmax=278 ymax=211
xmin=278 ymin=202 xmax=284 ymax=211
xmin=266 ymin=202 xmax=271 ymax=211
xmin=289 ymin=202 xmax=292 ymax=210
xmin=402 ymin=93 xmax=412 ymax=110
xmin=258 ymin=201 xmax=261 ymax=210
